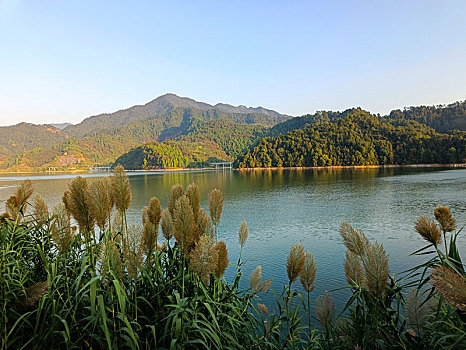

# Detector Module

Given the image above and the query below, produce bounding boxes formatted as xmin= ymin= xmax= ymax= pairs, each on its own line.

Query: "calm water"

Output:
xmin=1 ymin=167 xmax=465 ymax=312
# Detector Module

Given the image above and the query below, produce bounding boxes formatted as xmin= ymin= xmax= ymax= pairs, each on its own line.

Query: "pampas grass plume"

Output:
xmin=286 ymin=243 xmax=305 ymax=284
xmin=300 ymin=251 xmax=316 ymax=293
xmin=414 ymin=216 xmax=442 ymax=247
xmin=213 ymin=240 xmax=229 ymax=279
xmin=111 ymin=165 xmax=131 ymax=213
xmin=434 ymin=205 xmax=456 ymax=233
xmin=431 ymin=265 xmax=466 ymax=311
xmin=238 ymin=221 xmax=248 ymax=248
xmin=208 ymin=188 xmax=223 ymax=227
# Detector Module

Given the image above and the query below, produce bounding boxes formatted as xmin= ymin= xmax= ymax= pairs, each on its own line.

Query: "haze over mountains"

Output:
xmin=0 ymin=94 xmax=464 ymax=171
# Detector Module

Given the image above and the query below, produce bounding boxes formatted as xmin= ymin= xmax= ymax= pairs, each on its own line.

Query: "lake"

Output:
xmin=1 ymin=167 xmax=465 ymax=312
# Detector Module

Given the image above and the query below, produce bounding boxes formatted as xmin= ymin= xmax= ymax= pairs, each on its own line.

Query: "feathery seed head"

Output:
xmin=123 ymin=223 xmax=143 ymax=280
xmin=257 ymin=303 xmax=269 ymax=314
xmin=51 ymin=203 xmax=74 ymax=253
xmin=88 ymin=178 xmax=112 ymax=231
xmin=344 ymin=250 xmax=365 ymax=287
xmin=414 ymin=216 xmax=442 ymax=247
xmin=300 ymin=251 xmax=316 ymax=293
xmin=173 ymin=195 xmax=196 ymax=255
xmin=101 ymin=238 xmax=124 ymax=281
xmin=111 ymin=165 xmax=131 ymax=212
xmin=250 ymin=265 xmax=262 ymax=291
xmin=213 ymin=240 xmax=229 ymax=279
xmin=147 ymin=197 xmax=162 ymax=226
xmin=340 ymin=222 xmax=369 ymax=257
xmin=161 ymin=208 xmax=174 ymax=241
xmin=33 ymin=194 xmax=49 ymax=226
xmin=198 ymin=208 xmax=213 ymax=239
xmin=362 ymin=242 xmax=390 ymax=298
xmin=315 ymin=291 xmax=335 ymax=328
xmin=434 ymin=206 xmax=455 ymax=233
xmin=189 ymin=234 xmax=217 ymax=285
xmin=186 ymin=183 xmax=200 ymax=220
xmin=208 ymin=188 xmax=223 ymax=226
xmin=20 ymin=281 xmax=49 ymax=307
xmin=406 ymin=289 xmax=429 ymax=335
xmin=238 ymin=221 xmax=248 ymax=248
xmin=168 ymin=184 xmax=184 ymax=216
xmin=286 ymin=243 xmax=306 ymax=284
xmin=6 ymin=180 xmax=33 ymax=220
xmin=430 ymin=265 xmax=466 ymax=311
xmin=63 ymin=176 xmax=95 ymax=235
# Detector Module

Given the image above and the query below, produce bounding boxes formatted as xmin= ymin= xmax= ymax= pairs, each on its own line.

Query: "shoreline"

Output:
xmin=0 ymin=163 xmax=464 ymax=175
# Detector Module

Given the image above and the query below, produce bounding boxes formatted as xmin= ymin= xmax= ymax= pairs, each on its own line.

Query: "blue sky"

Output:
xmin=1 ymin=0 xmax=465 ymax=126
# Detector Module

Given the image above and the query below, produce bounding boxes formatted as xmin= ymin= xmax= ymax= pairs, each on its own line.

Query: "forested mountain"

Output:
xmin=388 ymin=100 xmax=466 ymax=133
xmin=237 ymin=110 xmax=465 ymax=168
xmin=64 ymin=93 xmax=290 ymax=138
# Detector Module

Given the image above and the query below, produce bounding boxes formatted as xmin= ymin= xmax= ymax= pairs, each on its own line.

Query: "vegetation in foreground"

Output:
xmin=1 ymin=166 xmax=465 ymax=349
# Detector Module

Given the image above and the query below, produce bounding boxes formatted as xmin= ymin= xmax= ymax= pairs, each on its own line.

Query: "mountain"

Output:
xmin=64 ymin=93 xmax=290 ymax=138
xmin=49 ymin=123 xmax=72 ymax=130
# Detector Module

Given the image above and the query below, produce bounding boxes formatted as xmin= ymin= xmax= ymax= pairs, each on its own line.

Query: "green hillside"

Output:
xmin=237 ymin=110 xmax=466 ymax=168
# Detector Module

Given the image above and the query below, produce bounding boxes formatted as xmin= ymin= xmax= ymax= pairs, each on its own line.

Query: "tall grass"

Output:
xmin=0 ymin=168 xmax=464 ymax=349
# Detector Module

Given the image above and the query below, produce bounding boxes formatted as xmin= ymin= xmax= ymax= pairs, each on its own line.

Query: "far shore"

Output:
xmin=0 ymin=163 xmax=464 ymax=176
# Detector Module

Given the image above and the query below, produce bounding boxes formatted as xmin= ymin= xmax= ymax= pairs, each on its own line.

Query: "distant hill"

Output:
xmin=48 ymin=123 xmax=72 ymax=130
xmin=64 ymin=93 xmax=290 ymax=138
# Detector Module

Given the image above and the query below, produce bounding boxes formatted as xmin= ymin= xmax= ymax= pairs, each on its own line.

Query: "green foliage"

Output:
xmin=237 ymin=110 xmax=466 ymax=168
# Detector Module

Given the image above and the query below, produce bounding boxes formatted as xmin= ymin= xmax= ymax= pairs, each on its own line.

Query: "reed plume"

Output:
xmin=6 ymin=180 xmax=33 ymax=221
xmin=300 ymin=251 xmax=316 ymax=293
xmin=315 ymin=291 xmax=335 ymax=328
xmin=142 ymin=197 xmax=162 ymax=254
xmin=168 ymin=184 xmax=184 ymax=216
xmin=208 ymin=188 xmax=223 ymax=228
xmin=250 ymin=265 xmax=272 ymax=294
xmin=123 ymin=223 xmax=144 ymax=280
xmin=340 ymin=222 xmax=369 ymax=257
xmin=51 ymin=203 xmax=74 ymax=253
xmin=362 ymin=242 xmax=390 ymax=298
xmin=213 ymin=240 xmax=229 ymax=279
xmin=88 ymin=178 xmax=112 ymax=231
xmin=161 ymin=208 xmax=174 ymax=241
xmin=414 ymin=216 xmax=442 ymax=247
xmin=112 ymin=210 xmax=124 ymax=236
xmin=102 ymin=238 xmax=124 ymax=280
xmin=257 ymin=303 xmax=269 ymax=314
xmin=286 ymin=243 xmax=305 ymax=284
xmin=238 ymin=221 xmax=248 ymax=248
xmin=406 ymin=289 xmax=429 ymax=335
xmin=20 ymin=281 xmax=49 ymax=307
xmin=186 ymin=183 xmax=200 ymax=221
xmin=430 ymin=265 xmax=466 ymax=311
xmin=434 ymin=205 xmax=456 ymax=233
xmin=198 ymin=208 xmax=213 ymax=238
xmin=344 ymin=250 xmax=365 ymax=287
xmin=189 ymin=235 xmax=217 ymax=285
xmin=63 ymin=176 xmax=95 ymax=236
xmin=110 ymin=165 xmax=131 ymax=213
xmin=33 ymin=194 xmax=49 ymax=226
xmin=173 ymin=195 xmax=196 ymax=255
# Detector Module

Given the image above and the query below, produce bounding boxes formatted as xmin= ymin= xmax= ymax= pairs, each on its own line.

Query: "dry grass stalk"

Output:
xmin=190 ymin=235 xmax=217 ymax=285
xmin=110 ymin=165 xmax=131 ymax=213
xmin=123 ymin=223 xmax=143 ymax=280
xmin=340 ymin=222 xmax=370 ymax=257
xmin=430 ymin=265 xmax=466 ymax=311
xmin=213 ymin=240 xmax=229 ymax=279
xmin=406 ymin=289 xmax=429 ymax=335
xmin=344 ymin=250 xmax=365 ymax=287
xmin=173 ymin=195 xmax=196 ymax=255
xmin=362 ymin=242 xmax=390 ymax=298
xmin=33 ymin=194 xmax=49 ymax=226
xmin=414 ymin=216 xmax=442 ymax=247
xmin=315 ymin=291 xmax=335 ymax=328
xmin=21 ymin=281 xmax=49 ymax=306
xmin=300 ymin=251 xmax=316 ymax=292
xmin=167 ymin=184 xmax=184 ymax=216
xmin=238 ymin=221 xmax=248 ymax=248
xmin=88 ymin=178 xmax=112 ymax=231
xmin=51 ymin=203 xmax=74 ymax=253
xmin=161 ymin=208 xmax=174 ymax=241
xmin=208 ymin=188 xmax=223 ymax=227
xmin=63 ymin=176 xmax=95 ymax=235
xmin=286 ymin=243 xmax=305 ymax=284
xmin=434 ymin=205 xmax=456 ymax=233
xmin=6 ymin=180 xmax=34 ymax=221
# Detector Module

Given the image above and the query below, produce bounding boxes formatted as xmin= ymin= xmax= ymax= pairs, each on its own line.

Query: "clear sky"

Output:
xmin=1 ymin=0 xmax=466 ymax=126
